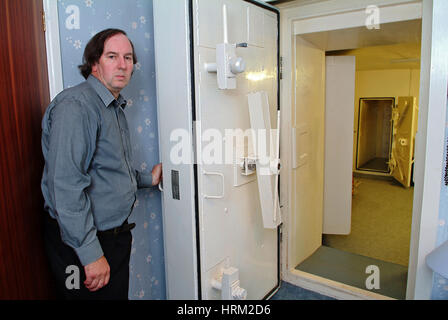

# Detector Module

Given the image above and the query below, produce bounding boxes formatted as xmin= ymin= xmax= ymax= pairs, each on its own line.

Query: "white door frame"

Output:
xmin=279 ymin=0 xmax=447 ymax=300
xmin=43 ymin=0 xmax=63 ymax=100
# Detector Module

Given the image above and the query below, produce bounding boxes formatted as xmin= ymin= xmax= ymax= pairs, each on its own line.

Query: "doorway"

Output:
xmin=356 ymin=97 xmax=394 ymax=173
xmin=288 ymin=17 xmax=421 ymax=300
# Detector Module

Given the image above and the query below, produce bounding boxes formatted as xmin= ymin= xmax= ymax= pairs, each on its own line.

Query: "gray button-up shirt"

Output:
xmin=41 ymin=75 xmax=153 ymax=266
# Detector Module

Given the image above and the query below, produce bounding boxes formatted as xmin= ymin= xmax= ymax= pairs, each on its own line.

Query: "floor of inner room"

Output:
xmin=295 ymin=175 xmax=414 ymax=300
xmin=358 ymin=157 xmax=389 ymax=172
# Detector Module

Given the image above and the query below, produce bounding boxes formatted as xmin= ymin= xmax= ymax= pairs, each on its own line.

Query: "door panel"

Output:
xmin=290 ymin=36 xmax=325 ymax=267
xmin=193 ymin=0 xmax=279 ymax=300
xmin=391 ymin=96 xmax=418 ymax=187
xmin=323 ymin=56 xmax=355 ymax=235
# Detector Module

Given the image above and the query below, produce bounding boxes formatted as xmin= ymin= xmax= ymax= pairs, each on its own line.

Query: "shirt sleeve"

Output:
xmin=46 ymin=98 xmax=103 ymax=266
xmin=135 ymin=169 xmax=154 ymax=188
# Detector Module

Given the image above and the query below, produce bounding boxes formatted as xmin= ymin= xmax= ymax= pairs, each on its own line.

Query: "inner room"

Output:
xmin=356 ymin=97 xmax=394 ymax=173
xmin=290 ymin=18 xmax=421 ymax=300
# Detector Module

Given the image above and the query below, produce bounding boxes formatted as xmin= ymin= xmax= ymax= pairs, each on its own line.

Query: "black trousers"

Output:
xmin=43 ymin=214 xmax=132 ymax=300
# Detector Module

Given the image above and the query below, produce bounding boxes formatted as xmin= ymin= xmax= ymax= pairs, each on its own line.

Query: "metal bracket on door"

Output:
xmin=204 ymin=4 xmax=247 ymax=90
xmin=202 ymin=170 xmax=225 ymax=199
xmin=240 ymin=156 xmax=257 ymax=176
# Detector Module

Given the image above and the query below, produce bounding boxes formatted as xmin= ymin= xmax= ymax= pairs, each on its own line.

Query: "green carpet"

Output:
xmin=323 ymin=176 xmax=413 ymax=266
xmin=296 ymin=246 xmax=408 ymax=299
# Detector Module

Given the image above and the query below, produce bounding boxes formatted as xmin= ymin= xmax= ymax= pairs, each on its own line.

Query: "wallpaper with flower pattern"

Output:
xmin=56 ymin=0 xmax=165 ymax=300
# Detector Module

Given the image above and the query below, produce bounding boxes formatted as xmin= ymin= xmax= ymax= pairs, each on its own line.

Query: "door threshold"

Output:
xmin=283 ymin=268 xmax=396 ymax=300
xmin=264 ymin=285 xmax=281 ymax=300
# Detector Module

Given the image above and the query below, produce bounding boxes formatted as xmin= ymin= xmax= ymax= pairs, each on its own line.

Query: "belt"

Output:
xmin=97 ymin=220 xmax=136 ymax=235
xmin=45 ymin=212 xmax=135 ymax=236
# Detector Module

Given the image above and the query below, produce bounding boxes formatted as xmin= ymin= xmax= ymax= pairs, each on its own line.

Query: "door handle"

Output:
xmin=158 ymin=181 xmax=163 ymax=192
xmin=202 ymin=170 xmax=225 ymax=199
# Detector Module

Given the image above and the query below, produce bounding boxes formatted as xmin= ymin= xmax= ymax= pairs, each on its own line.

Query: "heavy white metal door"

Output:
xmin=192 ymin=0 xmax=279 ymax=299
xmin=390 ymin=96 xmax=418 ymax=188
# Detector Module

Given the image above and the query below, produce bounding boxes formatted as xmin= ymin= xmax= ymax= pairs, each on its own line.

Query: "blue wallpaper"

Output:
xmin=432 ymin=99 xmax=448 ymax=300
xmin=57 ymin=0 xmax=165 ymax=300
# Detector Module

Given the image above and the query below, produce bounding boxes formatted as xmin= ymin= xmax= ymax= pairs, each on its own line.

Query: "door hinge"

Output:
xmin=278 ymin=223 xmax=283 ymax=242
xmin=42 ymin=11 xmax=46 ymax=33
xmin=279 ymin=56 xmax=283 ymax=80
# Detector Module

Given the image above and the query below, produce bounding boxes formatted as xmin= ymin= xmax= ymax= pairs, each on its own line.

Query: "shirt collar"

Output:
xmin=87 ymin=74 xmax=127 ymax=109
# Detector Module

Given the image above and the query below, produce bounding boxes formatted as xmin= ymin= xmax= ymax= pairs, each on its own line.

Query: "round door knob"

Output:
xmin=230 ymin=57 xmax=246 ymax=74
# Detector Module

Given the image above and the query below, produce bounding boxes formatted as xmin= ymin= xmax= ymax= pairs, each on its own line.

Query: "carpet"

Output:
xmin=270 ymin=281 xmax=335 ymax=300
xmin=323 ymin=176 xmax=413 ymax=266
xmin=295 ymin=246 xmax=408 ymax=300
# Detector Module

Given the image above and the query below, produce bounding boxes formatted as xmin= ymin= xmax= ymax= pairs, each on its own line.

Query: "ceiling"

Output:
xmin=263 ymin=1 xmax=422 ymax=70
xmin=327 ymin=42 xmax=421 ymax=70
xmin=298 ymin=19 xmax=422 ymax=70
xmin=299 ymin=19 xmax=422 ymax=51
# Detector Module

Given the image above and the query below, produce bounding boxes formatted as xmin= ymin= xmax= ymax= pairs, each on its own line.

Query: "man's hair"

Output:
xmin=78 ymin=28 xmax=138 ymax=79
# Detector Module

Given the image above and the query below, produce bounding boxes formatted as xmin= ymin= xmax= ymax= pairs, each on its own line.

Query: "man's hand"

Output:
xmin=151 ymin=163 xmax=163 ymax=186
xmin=84 ymin=256 xmax=110 ymax=292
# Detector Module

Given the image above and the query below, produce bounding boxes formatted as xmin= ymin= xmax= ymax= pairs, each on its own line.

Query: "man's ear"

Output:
xmin=91 ymin=63 xmax=98 ymax=73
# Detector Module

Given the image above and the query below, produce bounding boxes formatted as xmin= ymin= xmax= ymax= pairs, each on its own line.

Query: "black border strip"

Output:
xmin=188 ymin=0 xmax=202 ymax=300
xmin=244 ymin=0 xmax=279 ymax=14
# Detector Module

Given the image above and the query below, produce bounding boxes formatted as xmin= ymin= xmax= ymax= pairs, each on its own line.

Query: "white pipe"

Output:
xmin=222 ymin=4 xmax=228 ymax=43
xmin=205 ymin=63 xmax=217 ymax=73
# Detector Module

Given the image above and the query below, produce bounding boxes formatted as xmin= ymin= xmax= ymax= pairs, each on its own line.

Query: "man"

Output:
xmin=41 ymin=29 xmax=162 ymax=300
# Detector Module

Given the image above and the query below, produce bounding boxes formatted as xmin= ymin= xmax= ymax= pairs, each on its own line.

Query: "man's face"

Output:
xmin=91 ymin=33 xmax=134 ymax=98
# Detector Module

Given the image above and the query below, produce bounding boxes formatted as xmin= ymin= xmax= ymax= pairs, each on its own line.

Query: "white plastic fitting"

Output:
xmin=211 ymin=267 xmax=247 ymax=300
xmin=206 ymin=4 xmax=247 ymax=90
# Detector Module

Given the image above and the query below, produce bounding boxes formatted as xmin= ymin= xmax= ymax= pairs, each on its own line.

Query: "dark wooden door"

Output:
xmin=0 ymin=0 xmax=55 ymax=299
